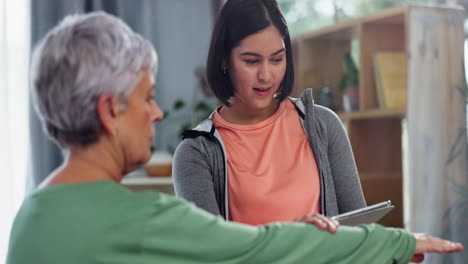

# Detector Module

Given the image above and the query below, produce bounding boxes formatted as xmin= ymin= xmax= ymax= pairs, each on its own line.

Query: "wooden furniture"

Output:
xmin=121 ymin=169 xmax=175 ymax=194
xmin=291 ymin=4 xmax=465 ymax=227
xmin=121 ymin=152 xmax=175 ymax=194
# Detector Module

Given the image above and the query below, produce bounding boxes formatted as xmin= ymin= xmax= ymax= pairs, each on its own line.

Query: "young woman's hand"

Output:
xmin=294 ymin=214 xmax=339 ymax=233
xmin=411 ymin=233 xmax=464 ymax=263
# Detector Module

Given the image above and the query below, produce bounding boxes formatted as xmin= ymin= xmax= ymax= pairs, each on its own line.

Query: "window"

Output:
xmin=0 ymin=0 xmax=30 ymax=261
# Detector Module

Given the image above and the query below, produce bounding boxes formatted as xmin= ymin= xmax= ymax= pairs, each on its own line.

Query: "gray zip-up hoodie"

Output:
xmin=173 ymin=89 xmax=366 ymax=220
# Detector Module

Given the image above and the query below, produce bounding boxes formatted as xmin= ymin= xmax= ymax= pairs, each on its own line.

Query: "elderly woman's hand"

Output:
xmin=410 ymin=233 xmax=464 ymax=263
xmin=294 ymin=214 xmax=339 ymax=233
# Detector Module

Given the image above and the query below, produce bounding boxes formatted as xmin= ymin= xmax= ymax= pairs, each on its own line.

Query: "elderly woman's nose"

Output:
xmin=151 ymin=102 xmax=163 ymax=123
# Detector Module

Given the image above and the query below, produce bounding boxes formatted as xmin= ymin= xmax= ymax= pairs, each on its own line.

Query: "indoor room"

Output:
xmin=1 ymin=0 xmax=467 ymax=263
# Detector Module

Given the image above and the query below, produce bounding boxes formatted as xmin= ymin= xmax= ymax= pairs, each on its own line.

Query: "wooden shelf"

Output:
xmin=359 ymin=171 xmax=402 ymax=180
xmin=298 ymin=4 xmax=462 ymax=42
xmin=301 ymin=20 xmax=357 ymax=41
xmin=291 ymin=4 xmax=463 ymax=228
xmin=299 ymin=6 xmax=408 ymax=42
xmin=337 ymin=108 xmax=405 ymax=121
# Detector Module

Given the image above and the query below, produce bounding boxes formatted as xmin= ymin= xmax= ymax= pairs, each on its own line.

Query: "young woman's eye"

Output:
xmin=245 ymin=59 xmax=259 ymax=64
xmin=271 ymin=58 xmax=284 ymax=63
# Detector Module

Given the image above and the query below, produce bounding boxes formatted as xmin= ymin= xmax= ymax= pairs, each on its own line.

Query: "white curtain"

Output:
xmin=406 ymin=7 xmax=467 ymax=264
xmin=0 ymin=0 xmax=30 ymax=262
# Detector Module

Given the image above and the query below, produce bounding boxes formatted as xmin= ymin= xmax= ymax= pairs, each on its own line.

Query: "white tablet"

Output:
xmin=331 ymin=200 xmax=394 ymax=226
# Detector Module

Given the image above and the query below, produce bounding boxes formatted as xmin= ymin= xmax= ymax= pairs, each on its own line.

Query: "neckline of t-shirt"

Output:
xmin=214 ymin=100 xmax=289 ymax=131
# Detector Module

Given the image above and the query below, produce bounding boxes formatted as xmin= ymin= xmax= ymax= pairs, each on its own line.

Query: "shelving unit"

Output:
xmin=292 ymin=4 xmax=465 ymax=227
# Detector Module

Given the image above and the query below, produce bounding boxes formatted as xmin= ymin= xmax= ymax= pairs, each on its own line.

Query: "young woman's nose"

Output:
xmin=257 ymin=62 xmax=271 ymax=83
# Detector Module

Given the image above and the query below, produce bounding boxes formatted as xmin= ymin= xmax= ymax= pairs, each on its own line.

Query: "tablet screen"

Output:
xmin=332 ymin=200 xmax=394 ymax=226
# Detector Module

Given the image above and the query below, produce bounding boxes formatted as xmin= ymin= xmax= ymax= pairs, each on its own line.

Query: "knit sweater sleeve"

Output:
xmin=172 ymin=138 xmax=221 ymax=215
xmin=141 ymin=192 xmax=416 ymax=264
xmin=316 ymin=105 xmax=367 ymax=212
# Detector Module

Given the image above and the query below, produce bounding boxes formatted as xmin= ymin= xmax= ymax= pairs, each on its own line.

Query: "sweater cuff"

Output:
xmin=394 ymin=230 xmax=417 ymax=264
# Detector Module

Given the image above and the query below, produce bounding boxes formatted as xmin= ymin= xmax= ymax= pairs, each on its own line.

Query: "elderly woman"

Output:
xmin=6 ymin=11 xmax=462 ymax=264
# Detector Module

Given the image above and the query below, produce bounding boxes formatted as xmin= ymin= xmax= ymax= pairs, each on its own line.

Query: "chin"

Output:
xmin=138 ymin=153 xmax=150 ymax=165
xmin=252 ymin=101 xmax=275 ymax=110
xmin=142 ymin=156 xmax=151 ymax=165
xmin=143 ymin=150 xmax=153 ymax=163
xmin=131 ymin=152 xmax=151 ymax=167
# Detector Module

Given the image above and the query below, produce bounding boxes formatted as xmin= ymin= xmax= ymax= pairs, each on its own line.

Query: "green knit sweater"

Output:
xmin=7 ymin=181 xmax=415 ymax=264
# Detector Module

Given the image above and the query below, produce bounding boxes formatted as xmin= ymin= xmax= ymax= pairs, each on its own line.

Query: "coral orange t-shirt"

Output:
xmin=213 ymin=100 xmax=321 ymax=225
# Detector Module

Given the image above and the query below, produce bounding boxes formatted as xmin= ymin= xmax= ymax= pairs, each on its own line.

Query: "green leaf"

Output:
xmin=195 ymin=102 xmax=213 ymax=113
xmin=339 ymin=52 xmax=359 ymax=91
xmin=173 ymin=99 xmax=186 ymax=110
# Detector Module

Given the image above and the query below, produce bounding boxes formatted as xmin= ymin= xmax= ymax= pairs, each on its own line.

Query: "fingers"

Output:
xmin=414 ymin=233 xmax=464 ymax=255
xmin=295 ymin=214 xmax=339 ymax=233
xmin=410 ymin=253 xmax=425 ymax=263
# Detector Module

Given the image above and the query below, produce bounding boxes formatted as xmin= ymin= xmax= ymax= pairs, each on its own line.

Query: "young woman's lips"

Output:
xmin=253 ymin=87 xmax=271 ymax=97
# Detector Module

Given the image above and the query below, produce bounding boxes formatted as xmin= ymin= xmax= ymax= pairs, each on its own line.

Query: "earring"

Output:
xmin=273 ymin=92 xmax=281 ymax=99
xmin=222 ymin=63 xmax=227 ymax=74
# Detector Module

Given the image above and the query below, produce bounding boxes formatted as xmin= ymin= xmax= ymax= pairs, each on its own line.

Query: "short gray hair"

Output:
xmin=31 ymin=11 xmax=157 ymax=148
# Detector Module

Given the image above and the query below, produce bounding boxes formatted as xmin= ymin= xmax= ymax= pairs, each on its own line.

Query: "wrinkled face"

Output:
xmin=118 ymin=69 xmax=163 ymax=169
xmin=228 ymin=25 xmax=287 ymax=112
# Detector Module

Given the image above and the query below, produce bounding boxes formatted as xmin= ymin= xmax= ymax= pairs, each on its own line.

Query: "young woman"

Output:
xmin=173 ymin=0 xmax=366 ymax=225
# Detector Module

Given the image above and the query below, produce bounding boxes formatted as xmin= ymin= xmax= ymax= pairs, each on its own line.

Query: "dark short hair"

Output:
xmin=206 ymin=0 xmax=294 ymax=106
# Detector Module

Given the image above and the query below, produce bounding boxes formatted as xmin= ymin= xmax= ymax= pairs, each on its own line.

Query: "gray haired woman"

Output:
xmin=7 ymin=11 xmax=463 ymax=264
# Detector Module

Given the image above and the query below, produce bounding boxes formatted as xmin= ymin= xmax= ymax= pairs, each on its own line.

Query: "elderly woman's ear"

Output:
xmin=97 ymin=94 xmax=121 ymax=136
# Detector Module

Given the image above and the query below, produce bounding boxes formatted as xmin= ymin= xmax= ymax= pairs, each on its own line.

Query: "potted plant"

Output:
xmin=339 ymin=52 xmax=359 ymax=112
xmin=166 ymin=99 xmax=215 ymax=138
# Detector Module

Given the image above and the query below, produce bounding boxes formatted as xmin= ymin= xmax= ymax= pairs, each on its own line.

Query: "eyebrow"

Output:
xmin=240 ymin=48 xmax=285 ymax=57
